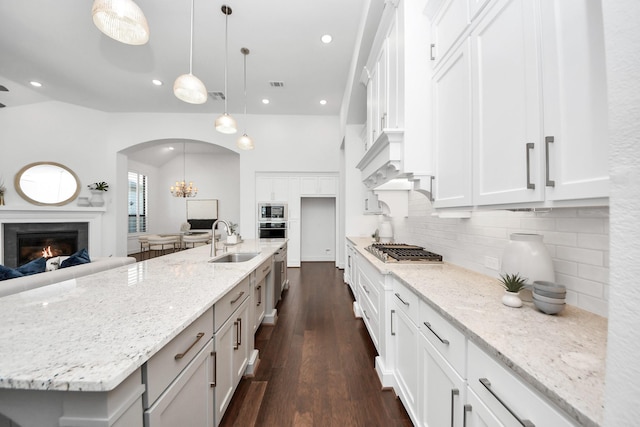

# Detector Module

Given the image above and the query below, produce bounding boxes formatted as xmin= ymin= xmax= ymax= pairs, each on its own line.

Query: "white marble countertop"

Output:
xmin=0 ymin=239 xmax=286 ymax=393
xmin=348 ymin=237 xmax=606 ymax=427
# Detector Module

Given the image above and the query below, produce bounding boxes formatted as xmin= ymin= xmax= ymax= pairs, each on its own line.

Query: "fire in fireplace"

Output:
xmin=2 ymin=222 xmax=89 ymax=268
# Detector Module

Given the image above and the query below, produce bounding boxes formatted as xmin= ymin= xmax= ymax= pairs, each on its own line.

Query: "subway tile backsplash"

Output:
xmin=391 ymin=192 xmax=609 ymax=317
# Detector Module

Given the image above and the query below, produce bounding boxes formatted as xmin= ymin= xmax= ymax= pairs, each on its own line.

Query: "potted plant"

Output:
xmin=87 ymin=181 xmax=109 ymax=207
xmin=499 ymin=272 xmax=527 ymax=308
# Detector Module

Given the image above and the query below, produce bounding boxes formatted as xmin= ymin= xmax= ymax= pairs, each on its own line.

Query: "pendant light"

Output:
xmin=170 ymin=143 xmax=198 ymax=198
xmin=237 ymin=48 xmax=255 ymax=150
xmin=92 ymin=0 xmax=150 ymax=45
xmin=215 ymin=5 xmax=238 ymax=134
xmin=174 ymin=0 xmax=208 ymax=104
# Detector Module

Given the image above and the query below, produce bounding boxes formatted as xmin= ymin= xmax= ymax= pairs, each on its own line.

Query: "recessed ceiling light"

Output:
xmin=29 ymin=81 xmax=42 ymax=87
xmin=320 ymin=99 xmax=327 ymax=105
xmin=262 ymin=99 xmax=270 ymax=104
xmin=321 ymin=34 xmax=332 ymax=44
xmin=152 ymin=79 xmax=163 ymax=86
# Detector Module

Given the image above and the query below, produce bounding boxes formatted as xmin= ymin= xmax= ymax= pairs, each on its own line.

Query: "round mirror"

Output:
xmin=14 ymin=162 xmax=81 ymax=206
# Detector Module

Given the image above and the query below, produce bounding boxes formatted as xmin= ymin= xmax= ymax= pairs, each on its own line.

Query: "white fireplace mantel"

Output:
xmin=0 ymin=207 xmax=106 ymax=264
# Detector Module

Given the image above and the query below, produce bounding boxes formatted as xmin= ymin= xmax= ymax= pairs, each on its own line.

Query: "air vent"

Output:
xmin=0 ymin=85 xmax=8 ymax=92
xmin=208 ymin=91 xmax=225 ymax=100
xmin=269 ymin=81 xmax=285 ymax=88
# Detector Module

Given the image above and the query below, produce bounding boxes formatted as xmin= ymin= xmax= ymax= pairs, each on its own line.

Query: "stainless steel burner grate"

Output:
xmin=366 ymin=243 xmax=443 ymax=263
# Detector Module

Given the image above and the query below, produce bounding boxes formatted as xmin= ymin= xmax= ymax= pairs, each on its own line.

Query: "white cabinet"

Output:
xmin=300 ymin=176 xmax=337 ymax=196
xmin=145 ymin=340 xmax=214 ymax=427
xmin=429 ymin=0 xmax=470 ymax=65
xmin=256 ymin=176 xmax=289 ymax=202
xmin=472 ymin=0 xmax=544 ymax=206
xmin=389 ymin=279 xmax=419 ymax=424
xmin=432 ymin=39 xmax=473 ymax=208
xmin=344 ymin=240 xmax=358 ymax=295
xmin=357 ymin=258 xmax=384 ymax=352
xmin=253 ymin=258 xmax=271 ymax=333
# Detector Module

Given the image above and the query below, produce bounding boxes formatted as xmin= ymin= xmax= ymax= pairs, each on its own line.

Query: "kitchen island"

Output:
xmin=0 ymin=239 xmax=286 ymax=427
xmin=347 ymin=237 xmax=606 ymax=427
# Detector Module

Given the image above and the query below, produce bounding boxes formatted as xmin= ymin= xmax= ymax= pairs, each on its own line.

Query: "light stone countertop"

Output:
xmin=348 ymin=237 xmax=606 ymax=427
xmin=0 ymin=239 xmax=286 ymax=393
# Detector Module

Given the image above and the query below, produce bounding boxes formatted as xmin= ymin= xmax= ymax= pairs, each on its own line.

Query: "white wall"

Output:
xmin=602 ymin=0 xmax=640 ymax=425
xmin=301 ymin=197 xmax=336 ymax=261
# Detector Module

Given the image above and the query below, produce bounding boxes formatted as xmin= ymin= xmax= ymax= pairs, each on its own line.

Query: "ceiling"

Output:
xmin=0 ymin=0 xmax=382 ymax=120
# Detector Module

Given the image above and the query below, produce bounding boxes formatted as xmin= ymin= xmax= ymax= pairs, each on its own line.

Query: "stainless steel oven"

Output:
xmin=258 ymin=221 xmax=287 ymax=239
xmin=258 ymin=203 xmax=287 ymax=221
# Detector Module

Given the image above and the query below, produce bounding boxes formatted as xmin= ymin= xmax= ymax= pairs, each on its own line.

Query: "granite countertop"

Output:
xmin=0 ymin=239 xmax=286 ymax=393
xmin=348 ymin=237 xmax=607 ymax=427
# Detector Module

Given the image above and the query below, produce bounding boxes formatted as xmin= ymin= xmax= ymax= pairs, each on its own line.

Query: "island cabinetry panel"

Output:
xmin=253 ymin=258 xmax=271 ymax=332
xmin=143 ymin=308 xmax=214 ymax=407
xmin=467 ymin=340 xmax=577 ymax=426
xmin=144 ymin=340 xmax=214 ymax=427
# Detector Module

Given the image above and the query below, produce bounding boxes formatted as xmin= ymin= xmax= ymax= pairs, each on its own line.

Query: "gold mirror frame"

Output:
xmin=14 ymin=162 xmax=81 ymax=206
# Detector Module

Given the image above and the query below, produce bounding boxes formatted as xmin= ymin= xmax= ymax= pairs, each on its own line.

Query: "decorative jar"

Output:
xmin=501 ymin=233 xmax=554 ymax=285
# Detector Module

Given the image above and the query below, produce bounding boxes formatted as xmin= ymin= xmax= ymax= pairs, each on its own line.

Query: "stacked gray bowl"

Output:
xmin=532 ymin=281 xmax=566 ymax=314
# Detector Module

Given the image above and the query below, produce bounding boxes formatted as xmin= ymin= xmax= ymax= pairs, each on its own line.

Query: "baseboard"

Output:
xmin=263 ymin=309 xmax=278 ymax=325
xmin=244 ymin=349 xmax=260 ymax=377
xmin=375 ymin=356 xmax=395 ymax=389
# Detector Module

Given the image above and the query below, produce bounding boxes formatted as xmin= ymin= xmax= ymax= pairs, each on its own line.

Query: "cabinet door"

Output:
xmin=433 ymin=39 xmax=473 ymax=208
xmin=213 ymin=316 xmax=235 ymax=423
xmin=377 ymin=44 xmax=388 ymax=133
xmin=256 ymin=177 xmax=289 ymax=202
xmin=540 ymin=0 xmax=609 ymax=201
xmin=317 ymin=177 xmax=337 ymax=195
xmin=430 ymin=0 xmax=469 ymax=65
xmin=232 ymin=298 xmax=251 ymax=385
xmin=287 ymin=219 xmax=300 ymax=267
xmin=145 ymin=340 xmax=214 ymax=427
xmin=255 ymin=177 xmax=272 ymax=202
xmin=391 ymin=305 xmax=419 ymax=423
xmin=254 ymin=277 xmax=266 ymax=333
xmin=419 ymin=335 xmax=465 ymax=427
xmin=472 ymin=0 xmax=544 ymax=206
xmin=464 ymin=387 xmax=505 ymax=427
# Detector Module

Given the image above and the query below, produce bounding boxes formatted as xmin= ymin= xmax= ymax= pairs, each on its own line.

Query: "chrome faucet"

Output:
xmin=210 ymin=220 xmax=232 ymax=257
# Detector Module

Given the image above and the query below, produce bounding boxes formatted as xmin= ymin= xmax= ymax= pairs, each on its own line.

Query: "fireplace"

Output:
xmin=3 ymin=222 xmax=89 ymax=268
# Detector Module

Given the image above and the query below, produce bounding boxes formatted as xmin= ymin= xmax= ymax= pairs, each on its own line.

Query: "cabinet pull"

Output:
xmin=395 ymin=292 xmax=410 ymax=306
xmin=210 ymin=351 xmax=217 ymax=388
xmin=526 ymin=143 xmax=535 ymax=190
xmin=257 ymin=285 xmax=262 ymax=306
xmin=363 ymin=309 xmax=370 ymax=321
xmin=262 ymin=266 xmax=270 ymax=273
xmin=348 ymin=255 xmax=351 ymax=268
xmin=479 ymin=378 xmax=535 ymax=426
xmin=380 ymin=112 xmax=386 ymax=130
xmin=463 ymin=404 xmax=472 ymax=427
xmin=237 ymin=318 xmax=242 ymax=347
xmin=430 ymin=43 xmax=436 ymax=61
xmin=230 ymin=291 xmax=245 ymax=305
xmin=424 ymin=321 xmax=449 ymax=345
xmin=362 ymin=284 xmax=370 ymax=294
xmin=174 ymin=332 xmax=205 ymax=360
xmin=390 ymin=309 xmax=396 ymax=336
xmin=545 ymin=136 xmax=555 ymax=187
xmin=233 ymin=320 xmax=240 ymax=350
xmin=451 ymin=388 xmax=459 ymax=427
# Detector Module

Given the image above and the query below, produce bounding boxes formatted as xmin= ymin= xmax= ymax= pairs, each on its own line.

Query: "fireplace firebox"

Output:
xmin=3 ymin=222 xmax=89 ymax=268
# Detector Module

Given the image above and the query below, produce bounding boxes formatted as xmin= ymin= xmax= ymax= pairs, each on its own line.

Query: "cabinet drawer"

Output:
xmin=467 ymin=340 xmax=577 ymax=427
xmin=419 ymin=299 xmax=466 ymax=378
xmin=215 ymin=277 xmax=251 ymax=331
xmin=360 ymin=291 xmax=380 ymax=351
xmin=144 ymin=307 xmax=214 ymax=407
xmin=392 ymin=279 xmax=419 ymax=325
xmin=255 ymin=257 xmax=272 ymax=284
xmin=358 ymin=266 xmax=381 ymax=316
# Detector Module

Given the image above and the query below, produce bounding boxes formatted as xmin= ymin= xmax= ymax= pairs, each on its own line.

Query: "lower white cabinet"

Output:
xmin=213 ymin=296 xmax=251 ymax=424
xmin=253 ymin=258 xmax=271 ymax=333
xmin=144 ymin=340 xmax=214 ymax=427
xmin=463 ymin=387 xmax=505 ymax=427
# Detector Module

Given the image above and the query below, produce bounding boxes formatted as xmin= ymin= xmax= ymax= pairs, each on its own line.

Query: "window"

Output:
xmin=128 ymin=171 xmax=148 ymax=233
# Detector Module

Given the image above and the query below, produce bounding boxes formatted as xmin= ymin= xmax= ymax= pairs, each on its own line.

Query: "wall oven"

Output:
xmin=258 ymin=221 xmax=287 ymax=239
xmin=258 ymin=203 xmax=288 ymax=221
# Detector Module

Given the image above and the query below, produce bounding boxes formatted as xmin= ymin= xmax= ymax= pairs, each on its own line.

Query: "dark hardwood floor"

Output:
xmin=219 ymin=262 xmax=412 ymax=427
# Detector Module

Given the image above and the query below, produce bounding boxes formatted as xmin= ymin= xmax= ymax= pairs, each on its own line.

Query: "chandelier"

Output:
xmin=170 ymin=143 xmax=198 ymax=198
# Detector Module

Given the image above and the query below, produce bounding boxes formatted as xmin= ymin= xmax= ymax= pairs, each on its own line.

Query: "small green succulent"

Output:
xmin=499 ymin=272 xmax=527 ymax=293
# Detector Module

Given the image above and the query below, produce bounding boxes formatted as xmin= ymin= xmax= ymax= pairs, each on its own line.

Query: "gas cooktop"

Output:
xmin=366 ymin=243 xmax=443 ymax=263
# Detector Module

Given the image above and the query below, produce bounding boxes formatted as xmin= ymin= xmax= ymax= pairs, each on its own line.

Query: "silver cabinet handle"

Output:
xmin=545 ymin=136 xmax=555 ymax=187
xmin=210 ymin=351 xmax=217 ymax=388
xmin=526 ymin=143 xmax=535 ymax=189
xmin=395 ymin=292 xmax=410 ymax=306
xmin=463 ymin=404 xmax=472 ymax=427
xmin=256 ymin=285 xmax=262 ymax=306
xmin=479 ymin=378 xmax=535 ymax=426
xmin=391 ymin=309 xmax=396 ymax=336
xmin=424 ymin=321 xmax=449 ymax=345
xmin=451 ymin=388 xmax=459 ymax=427
xmin=381 ymin=112 xmax=387 ymax=130
xmin=363 ymin=309 xmax=370 ymax=321
xmin=430 ymin=43 xmax=436 ymax=61
xmin=174 ymin=332 xmax=205 ymax=360
xmin=362 ymin=284 xmax=370 ymax=294
xmin=230 ymin=291 xmax=245 ymax=305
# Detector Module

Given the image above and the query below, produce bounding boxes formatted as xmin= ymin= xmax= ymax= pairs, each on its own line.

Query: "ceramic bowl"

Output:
xmin=533 ymin=298 xmax=566 ymax=315
xmin=533 ymin=287 xmax=567 ymax=299
xmin=533 ymin=281 xmax=566 ymax=293
xmin=532 ymin=293 xmax=566 ymax=304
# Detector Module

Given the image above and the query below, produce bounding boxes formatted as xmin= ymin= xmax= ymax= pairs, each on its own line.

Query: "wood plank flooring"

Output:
xmin=220 ymin=262 xmax=412 ymax=427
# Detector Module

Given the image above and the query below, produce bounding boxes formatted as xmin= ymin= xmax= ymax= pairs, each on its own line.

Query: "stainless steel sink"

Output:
xmin=209 ymin=252 xmax=260 ymax=263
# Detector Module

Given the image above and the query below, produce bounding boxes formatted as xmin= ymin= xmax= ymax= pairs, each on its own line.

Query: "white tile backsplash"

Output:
xmin=392 ymin=192 xmax=609 ymax=317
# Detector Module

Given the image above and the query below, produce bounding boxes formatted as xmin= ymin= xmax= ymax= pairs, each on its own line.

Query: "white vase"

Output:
xmin=502 ymin=291 xmax=523 ymax=308
xmin=90 ymin=190 xmax=105 ymax=207
xmin=501 ymin=233 xmax=554 ymax=285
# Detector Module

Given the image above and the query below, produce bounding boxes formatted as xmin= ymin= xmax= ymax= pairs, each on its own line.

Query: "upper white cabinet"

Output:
xmin=430 ymin=0 xmax=609 ymax=209
xmin=256 ymin=176 xmax=289 ymax=202
xmin=358 ymin=0 xmax=433 ymax=196
xmin=300 ymin=176 xmax=337 ymax=196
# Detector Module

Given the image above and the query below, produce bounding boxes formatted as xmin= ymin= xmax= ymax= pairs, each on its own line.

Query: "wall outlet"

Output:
xmin=484 ymin=256 xmax=500 ymax=271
